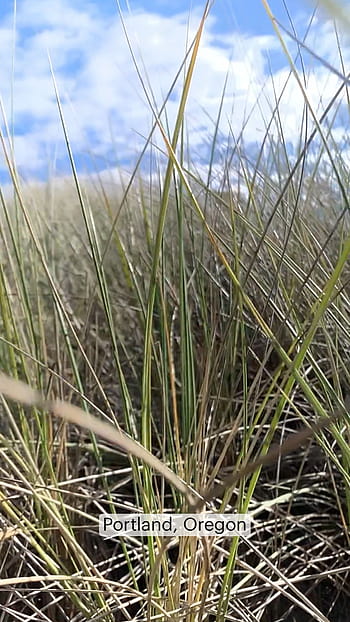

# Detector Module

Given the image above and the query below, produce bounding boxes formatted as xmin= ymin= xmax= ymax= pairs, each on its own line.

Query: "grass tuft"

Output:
xmin=0 ymin=2 xmax=349 ymax=621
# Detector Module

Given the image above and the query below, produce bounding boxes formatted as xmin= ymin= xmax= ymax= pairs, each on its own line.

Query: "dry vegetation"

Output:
xmin=0 ymin=2 xmax=349 ymax=621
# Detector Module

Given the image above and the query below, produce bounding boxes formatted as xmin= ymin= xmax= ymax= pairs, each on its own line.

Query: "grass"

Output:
xmin=0 ymin=1 xmax=349 ymax=621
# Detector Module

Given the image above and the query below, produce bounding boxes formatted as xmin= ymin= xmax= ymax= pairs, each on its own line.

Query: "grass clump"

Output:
xmin=0 ymin=2 xmax=349 ymax=621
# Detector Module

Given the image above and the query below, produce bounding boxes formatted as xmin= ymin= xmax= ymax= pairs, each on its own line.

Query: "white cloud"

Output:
xmin=0 ymin=0 xmax=348 ymax=179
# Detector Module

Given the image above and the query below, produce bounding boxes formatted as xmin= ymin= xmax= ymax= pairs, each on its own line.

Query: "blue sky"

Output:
xmin=0 ymin=0 xmax=348 ymax=183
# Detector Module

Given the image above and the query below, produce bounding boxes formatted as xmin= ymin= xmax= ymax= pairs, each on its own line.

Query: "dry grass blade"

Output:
xmin=0 ymin=526 xmax=22 ymax=541
xmin=0 ymin=372 xmax=196 ymax=505
xmin=191 ymin=406 xmax=348 ymax=511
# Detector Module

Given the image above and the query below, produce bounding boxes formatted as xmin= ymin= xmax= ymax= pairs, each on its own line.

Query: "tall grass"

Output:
xmin=0 ymin=2 xmax=349 ymax=621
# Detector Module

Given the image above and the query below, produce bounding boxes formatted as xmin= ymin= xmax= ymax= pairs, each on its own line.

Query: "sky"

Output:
xmin=0 ymin=0 xmax=349 ymax=184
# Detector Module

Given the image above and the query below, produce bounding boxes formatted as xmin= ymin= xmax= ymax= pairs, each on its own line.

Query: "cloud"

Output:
xmin=0 ymin=0 xmax=348 ymax=181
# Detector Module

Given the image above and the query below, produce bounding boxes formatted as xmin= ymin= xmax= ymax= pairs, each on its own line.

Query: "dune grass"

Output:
xmin=0 ymin=2 xmax=349 ymax=621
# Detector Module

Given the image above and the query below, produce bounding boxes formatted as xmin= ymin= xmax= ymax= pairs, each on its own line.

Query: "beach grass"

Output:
xmin=0 ymin=1 xmax=349 ymax=620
